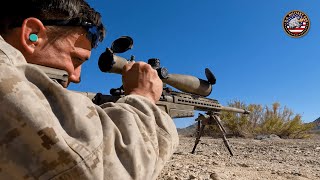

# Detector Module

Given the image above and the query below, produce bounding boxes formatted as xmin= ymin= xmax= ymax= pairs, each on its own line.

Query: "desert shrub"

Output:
xmin=258 ymin=102 xmax=291 ymax=135
xmin=219 ymin=101 xmax=314 ymax=139
xmin=220 ymin=101 xmax=254 ymax=137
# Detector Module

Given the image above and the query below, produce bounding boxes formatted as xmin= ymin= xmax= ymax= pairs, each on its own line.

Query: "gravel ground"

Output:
xmin=158 ymin=134 xmax=320 ymax=180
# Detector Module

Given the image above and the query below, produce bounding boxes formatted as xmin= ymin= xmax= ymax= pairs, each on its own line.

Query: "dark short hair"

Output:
xmin=0 ymin=0 xmax=105 ymax=43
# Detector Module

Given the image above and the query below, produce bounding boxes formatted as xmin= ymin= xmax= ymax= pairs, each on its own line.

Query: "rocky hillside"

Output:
xmin=313 ymin=117 xmax=320 ymax=130
xmin=177 ymin=123 xmax=197 ymax=137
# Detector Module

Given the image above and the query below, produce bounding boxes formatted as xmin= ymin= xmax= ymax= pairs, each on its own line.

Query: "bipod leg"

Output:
xmin=212 ymin=115 xmax=234 ymax=156
xmin=191 ymin=120 xmax=205 ymax=154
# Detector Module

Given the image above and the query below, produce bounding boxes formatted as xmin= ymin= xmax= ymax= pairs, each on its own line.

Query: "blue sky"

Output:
xmin=69 ymin=0 xmax=320 ymax=128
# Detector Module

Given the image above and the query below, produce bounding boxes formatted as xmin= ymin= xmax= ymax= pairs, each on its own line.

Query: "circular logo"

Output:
xmin=283 ymin=10 xmax=310 ymax=38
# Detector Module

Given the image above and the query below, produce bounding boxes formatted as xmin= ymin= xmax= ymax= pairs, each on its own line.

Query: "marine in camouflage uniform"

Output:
xmin=0 ymin=35 xmax=179 ymax=179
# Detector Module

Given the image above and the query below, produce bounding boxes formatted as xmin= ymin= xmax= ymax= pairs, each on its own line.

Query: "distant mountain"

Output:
xmin=177 ymin=123 xmax=197 ymax=136
xmin=313 ymin=117 xmax=320 ymax=130
xmin=177 ymin=122 xmax=223 ymax=137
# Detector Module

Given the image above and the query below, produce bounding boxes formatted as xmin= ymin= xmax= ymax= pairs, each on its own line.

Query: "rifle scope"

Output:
xmin=98 ymin=36 xmax=215 ymax=97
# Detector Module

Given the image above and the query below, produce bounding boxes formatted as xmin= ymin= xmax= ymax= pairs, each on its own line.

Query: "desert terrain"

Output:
xmin=158 ymin=134 xmax=320 ymax=180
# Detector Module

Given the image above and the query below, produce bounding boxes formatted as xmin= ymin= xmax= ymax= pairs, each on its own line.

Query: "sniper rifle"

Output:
xmin=33 ymin=36 xmax=250 ymax=156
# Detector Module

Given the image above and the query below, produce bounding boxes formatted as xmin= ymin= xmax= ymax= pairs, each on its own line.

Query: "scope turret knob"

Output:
xmin=148 ymin=58 xmax=161 ymax=69
xmin=157 ymin=67 xmax=169 ymax=79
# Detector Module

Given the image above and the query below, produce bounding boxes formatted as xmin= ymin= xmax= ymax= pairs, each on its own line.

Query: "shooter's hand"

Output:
xmin=122 ymin=62 xmax=163 ymax=104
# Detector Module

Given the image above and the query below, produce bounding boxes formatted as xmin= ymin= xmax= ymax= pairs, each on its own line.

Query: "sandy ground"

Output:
xmin=158 ymin=135 xmax=320 ymax=180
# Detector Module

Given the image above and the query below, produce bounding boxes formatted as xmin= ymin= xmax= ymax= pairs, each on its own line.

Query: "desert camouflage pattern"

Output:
xmin=0 ymin=36 xmax=179 ymax=180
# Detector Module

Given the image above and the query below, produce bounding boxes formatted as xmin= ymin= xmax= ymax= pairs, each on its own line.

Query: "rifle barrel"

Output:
xmin=221 ymin=106 xmax=250 ymax=114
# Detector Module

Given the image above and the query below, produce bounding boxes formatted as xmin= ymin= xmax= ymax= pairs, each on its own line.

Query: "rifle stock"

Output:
xmin=31 ymin=63 xmax=249 ymax=118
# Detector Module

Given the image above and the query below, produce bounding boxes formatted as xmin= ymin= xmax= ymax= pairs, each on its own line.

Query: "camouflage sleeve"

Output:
xmin=0 ymin=53 xmax=178 ymax=180
xmin=0 ymin=61 xmax=107 ymax=179
xmin=98 ymin=95 xmax=179 ymax=180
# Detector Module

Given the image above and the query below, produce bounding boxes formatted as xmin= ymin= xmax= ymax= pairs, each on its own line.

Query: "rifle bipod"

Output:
xmin=191 ymin=112 xmax=234 ymax=156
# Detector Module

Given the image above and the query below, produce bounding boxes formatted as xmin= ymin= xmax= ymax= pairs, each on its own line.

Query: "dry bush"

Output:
xmin=219 ymin=101 xmax=315 ymax=139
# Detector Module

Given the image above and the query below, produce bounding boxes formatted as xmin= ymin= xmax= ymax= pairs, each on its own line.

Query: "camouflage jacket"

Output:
xmin=0 ymin=36 xmax=179 ymax=180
